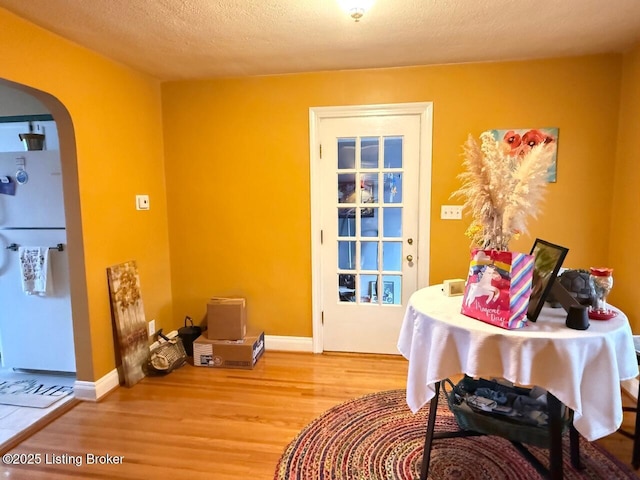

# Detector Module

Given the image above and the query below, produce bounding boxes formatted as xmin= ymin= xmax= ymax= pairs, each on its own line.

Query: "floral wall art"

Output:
xmin=491 ymin=128 xmax=559 ymax=182
xmin=107 ymin=261 xmax=149 ymax=387
xmin=452 ymin=131 xmax=556 ymax=251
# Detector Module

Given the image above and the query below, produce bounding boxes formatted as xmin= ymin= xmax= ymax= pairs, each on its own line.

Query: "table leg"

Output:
xmin=547 ymin=392 xmax=563 ymax=480
xmin=569 ymin=423 xmax=582 ymax=469
xmin=420 ymin=382 xmax=440 ymax=480
xmin=633 ymin=380 xmax=640 ymax=469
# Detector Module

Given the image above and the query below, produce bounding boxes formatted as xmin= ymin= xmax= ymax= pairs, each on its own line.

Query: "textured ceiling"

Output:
xmin=1 ymin=0 xmax=639 ymax=81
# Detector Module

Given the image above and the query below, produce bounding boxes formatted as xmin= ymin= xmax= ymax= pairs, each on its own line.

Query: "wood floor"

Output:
xmin=0 ymin=351 xmax=637 ymax=479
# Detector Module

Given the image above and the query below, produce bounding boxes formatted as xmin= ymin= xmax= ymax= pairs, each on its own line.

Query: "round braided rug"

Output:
xmin=274 ymin=389 xmax=638 ymax=480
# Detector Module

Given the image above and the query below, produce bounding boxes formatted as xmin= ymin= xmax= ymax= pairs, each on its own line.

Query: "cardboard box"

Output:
xmin=206 ymin=297 xmax=247 ymax=340
xmin=443 ymin=278 xmax=466 ymax=296
xmin=193 ymin=332 xmax=264 ymax=370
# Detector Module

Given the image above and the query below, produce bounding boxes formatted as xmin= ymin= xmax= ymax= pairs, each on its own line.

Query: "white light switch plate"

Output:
xmin=441 ymin=205 xmax=462 ymax=220
xmin=136 ymin=194 xmax=150 ymax=210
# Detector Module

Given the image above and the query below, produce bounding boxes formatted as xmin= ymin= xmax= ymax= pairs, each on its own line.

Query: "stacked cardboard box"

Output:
xmin=193 ymin=297 xmax=264 ymax=370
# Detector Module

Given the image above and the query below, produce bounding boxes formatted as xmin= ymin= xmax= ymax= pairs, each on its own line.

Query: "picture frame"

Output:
xmin=527 ymin=239 xmax=569 ymax=322
xmin=368 ymin=280 xmax=378 ymax=302
xmin=382 ymin=281 xmax=394 ymax=304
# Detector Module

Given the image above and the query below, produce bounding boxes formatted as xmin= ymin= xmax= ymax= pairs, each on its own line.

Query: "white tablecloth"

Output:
xmin=397 ymin=284 xmax=639 ymax=441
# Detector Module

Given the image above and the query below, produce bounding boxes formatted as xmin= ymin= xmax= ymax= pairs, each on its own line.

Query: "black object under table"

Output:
xmin=419 ymin=380 xmax=581 ymax=480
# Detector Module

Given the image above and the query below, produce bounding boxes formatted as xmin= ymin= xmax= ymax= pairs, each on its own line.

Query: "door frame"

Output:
xmin=309 ymin=102 xmax=433 ymax=353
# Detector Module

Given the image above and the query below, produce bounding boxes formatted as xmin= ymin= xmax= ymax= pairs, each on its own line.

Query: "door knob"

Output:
xmin=406 ymin=254 xmax=413 ymax=262
xmin=407 ymin=238 xmax=413 ymax=245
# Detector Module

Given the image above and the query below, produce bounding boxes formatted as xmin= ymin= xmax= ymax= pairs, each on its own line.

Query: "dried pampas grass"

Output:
xmin=452 ymin=131 xmax=555 ymax=251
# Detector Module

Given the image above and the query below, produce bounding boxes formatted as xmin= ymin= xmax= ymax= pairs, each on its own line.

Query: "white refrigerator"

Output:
xmin=0 ymin=149 xmax=76 ymax=372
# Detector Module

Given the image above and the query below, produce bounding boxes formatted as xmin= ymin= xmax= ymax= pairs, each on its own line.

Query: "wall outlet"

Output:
xmin=148 ymin=319 xmax=156 ymax=337
xmin=440 ymin=205 xmax=463 ymax=220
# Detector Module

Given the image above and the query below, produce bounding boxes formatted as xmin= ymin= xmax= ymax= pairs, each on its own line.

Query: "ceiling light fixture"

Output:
xmin=350 ymin=7 xmax=364 ymax=22
xmin=338 ymin=0 xmax=374 ymax=22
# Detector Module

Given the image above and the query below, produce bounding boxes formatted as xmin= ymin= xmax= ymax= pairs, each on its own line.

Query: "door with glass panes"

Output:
xmin=320 ymin=114 xmax=422 ymax=353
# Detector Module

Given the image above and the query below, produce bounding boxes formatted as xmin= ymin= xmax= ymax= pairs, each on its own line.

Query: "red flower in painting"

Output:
xmin=521 ymin=129 xmax=555 ymax=151
xmin=502 ymin=130 xmax=522 ymax=154
xmin=503 ymin=129 xmax=555 ymax=157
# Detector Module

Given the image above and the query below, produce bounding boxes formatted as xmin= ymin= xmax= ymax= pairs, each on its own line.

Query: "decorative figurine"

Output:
xmin=588 ymin=267 xmax=616 ymax=320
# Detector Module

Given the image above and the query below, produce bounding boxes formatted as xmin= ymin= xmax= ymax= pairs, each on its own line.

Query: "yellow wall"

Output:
xmin=162 ymin=55 xmax=622 ymax=337
xmin=610 ymin=44 xmax=640 ymax=331
xmin=0 ymin=8 xmax=173 ymax=380
xmin=2 ymin=3 xmax=635 ymax=378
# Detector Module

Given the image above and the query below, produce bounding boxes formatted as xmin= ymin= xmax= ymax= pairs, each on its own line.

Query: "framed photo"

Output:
xmin=527 ymin=239 xmax=569 ymax=322
xmin=382 ymin=281 xmax=394 ymax=304
xmin=368 ymin=280 xmax=378 ymax=302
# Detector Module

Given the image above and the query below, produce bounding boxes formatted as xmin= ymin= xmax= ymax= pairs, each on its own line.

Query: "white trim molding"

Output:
xmin=265 ymin=335 xmax=313 ymax=352
xmin=73 ymin=368 xmax=119 ymax=401
xmin=72 ymin=336 xmax=313 ymax=402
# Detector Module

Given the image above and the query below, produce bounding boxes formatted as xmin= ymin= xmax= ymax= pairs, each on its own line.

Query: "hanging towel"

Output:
xmin=18 ymin=247 xmax=51 ymax=296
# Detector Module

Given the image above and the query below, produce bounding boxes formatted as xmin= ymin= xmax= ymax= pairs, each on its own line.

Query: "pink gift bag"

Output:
xmin=461 ymin=249 xmax=534 ymax=329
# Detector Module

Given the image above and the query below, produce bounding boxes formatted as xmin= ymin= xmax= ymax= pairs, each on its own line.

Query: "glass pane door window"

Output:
xmin=336 ymin=136 xmax=403 ymax=305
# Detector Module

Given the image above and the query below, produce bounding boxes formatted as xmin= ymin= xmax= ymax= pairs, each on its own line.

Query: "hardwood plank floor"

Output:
xmin=0 ymin=351 xmax=637 ymax=479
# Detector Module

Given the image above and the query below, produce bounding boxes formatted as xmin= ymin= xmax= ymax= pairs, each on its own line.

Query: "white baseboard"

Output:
xmin=74 ymin=368 xmax=119 ymax=401
xmin=622 ymin=378 xmax=639 ymax=402
xmin=265 ymin=335 xmax=313 ymax=352
xmin=71 ymin=337 xmax=311 ymax=400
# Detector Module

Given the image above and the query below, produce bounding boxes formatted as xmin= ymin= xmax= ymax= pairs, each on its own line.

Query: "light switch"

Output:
xmin=136 ymin=194 xmax=150 ymax=210
xmin=440 ymin=205 xmax=463 ymax=220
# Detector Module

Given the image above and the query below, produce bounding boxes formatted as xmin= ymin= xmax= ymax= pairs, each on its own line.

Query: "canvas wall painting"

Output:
xmin=107 ymin=260 xmax=149 ymax=387
xmin=491 ymin=128 xmax=559 ymax=182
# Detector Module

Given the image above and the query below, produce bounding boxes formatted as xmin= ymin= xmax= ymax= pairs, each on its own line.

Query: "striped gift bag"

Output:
xmin=461 ymin=248 xmax=534 ymax=329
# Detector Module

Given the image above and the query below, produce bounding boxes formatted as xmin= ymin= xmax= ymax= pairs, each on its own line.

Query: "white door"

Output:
xmin=310 ymin=104 xmax=432 ymax=354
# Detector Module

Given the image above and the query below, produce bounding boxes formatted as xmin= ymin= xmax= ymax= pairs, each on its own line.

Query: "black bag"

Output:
xmin=178 ymin=316 xmax=202 ymax=357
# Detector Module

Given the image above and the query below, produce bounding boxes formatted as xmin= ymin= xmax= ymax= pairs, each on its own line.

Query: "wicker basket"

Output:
xmin=147 ymin=334 xmax=187 ymax=375
xmin=442 ymin=376 xmax=572 ymax=448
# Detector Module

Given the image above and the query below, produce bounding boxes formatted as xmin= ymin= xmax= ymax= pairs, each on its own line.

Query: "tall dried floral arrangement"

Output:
xmin=452 ymin=131 xmax=555 ymax=251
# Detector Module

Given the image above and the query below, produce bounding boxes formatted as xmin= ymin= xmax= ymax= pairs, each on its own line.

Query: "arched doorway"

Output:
xmin=0 ymin=79 xmax=91 ymax=382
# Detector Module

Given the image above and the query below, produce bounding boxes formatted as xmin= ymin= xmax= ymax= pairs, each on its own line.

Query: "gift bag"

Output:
xmin=461 ymin=249 xmax=534 ymax=329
